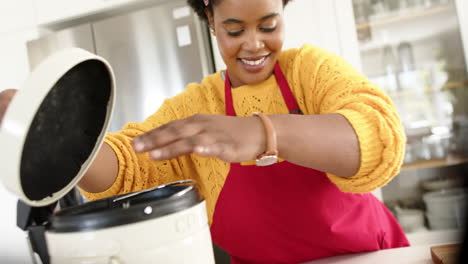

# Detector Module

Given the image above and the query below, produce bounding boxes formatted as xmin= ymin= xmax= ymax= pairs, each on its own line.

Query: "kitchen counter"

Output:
xmin=303 ymin=245 xmax=439 ymax=264
xmin=304 ymin=229 xmax=464 ymax=264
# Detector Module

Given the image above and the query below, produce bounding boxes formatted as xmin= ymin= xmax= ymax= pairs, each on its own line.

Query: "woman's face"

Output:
xmin=207 ymin=0 xmax=285 ymax=87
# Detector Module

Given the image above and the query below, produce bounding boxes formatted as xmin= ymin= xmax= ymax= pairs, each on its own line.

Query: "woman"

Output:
xmin=0 ymin=0 xmax=409 ymax=263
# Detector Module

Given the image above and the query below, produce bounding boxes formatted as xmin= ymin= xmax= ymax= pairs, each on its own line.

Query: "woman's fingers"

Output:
xmin=131 ymin=114 xmax=263 ymax=163
xmin=194 ymin=142 xmax=235 ymax=161
xmin=149 ymin=133 xmax=216 ymax=160
xmin=133 ymin=114 xmax=205 ymax=153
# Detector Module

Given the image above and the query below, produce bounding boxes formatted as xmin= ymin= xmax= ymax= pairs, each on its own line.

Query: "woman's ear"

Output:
xmin=204 ymin=8 xmax=216 ymax=36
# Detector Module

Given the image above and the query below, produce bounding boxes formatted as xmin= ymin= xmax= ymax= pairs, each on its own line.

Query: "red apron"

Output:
xmin=210 ymin=63 xmax=409 ymax=264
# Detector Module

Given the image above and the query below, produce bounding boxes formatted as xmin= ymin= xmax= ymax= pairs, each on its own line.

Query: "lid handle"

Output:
xmin=112 ymin=179 xmax=196 ymax=203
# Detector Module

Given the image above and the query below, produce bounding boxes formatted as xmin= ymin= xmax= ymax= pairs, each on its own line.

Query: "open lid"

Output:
xmin=0 ymin=48 xmax=115 ymax=207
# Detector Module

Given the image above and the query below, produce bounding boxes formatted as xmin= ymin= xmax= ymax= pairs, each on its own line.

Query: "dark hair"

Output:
xmin=187 ymin=0 xmax=292 ymax=22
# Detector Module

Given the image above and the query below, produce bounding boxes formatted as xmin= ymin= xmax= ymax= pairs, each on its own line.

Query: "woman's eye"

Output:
xmin=260 ymin=27 xmax=276 ymax=33
xmin=227 ymin=30 xmax=244 ymax=37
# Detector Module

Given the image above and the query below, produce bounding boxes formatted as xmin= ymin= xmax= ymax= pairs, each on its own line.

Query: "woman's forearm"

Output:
xmin=78 ymin=142 xmax=119 ymax=193
xmin=270 ymin=114 xmax=360 ymax=178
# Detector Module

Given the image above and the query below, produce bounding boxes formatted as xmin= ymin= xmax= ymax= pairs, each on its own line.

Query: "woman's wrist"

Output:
xmin=268 ymin=114 xmax=288 ymax=159
xmin=252 ymin=113 xmax=279 ymax=166
xmin=247 ymin=115 xmax=268 ymax=160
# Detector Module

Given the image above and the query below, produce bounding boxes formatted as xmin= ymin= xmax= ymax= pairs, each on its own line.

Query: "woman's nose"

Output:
xmin=242 ymin=32 xmax=265 ymax=52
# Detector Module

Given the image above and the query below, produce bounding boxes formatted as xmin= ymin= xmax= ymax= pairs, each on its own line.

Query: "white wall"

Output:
xmin=0 ymin=29 xmax=38 ymax=92
xmin=0 ymin=1 xmax=38 ymax=263
xmin=333 ymin=0 xmax=363 ymax=71
xmin=0 ymin=1 xmax=36 ymax=34
xmin=283 ymin=0 xmax=341 ymax=53
xmin=0 ymin=0 xmax=38 ymax=92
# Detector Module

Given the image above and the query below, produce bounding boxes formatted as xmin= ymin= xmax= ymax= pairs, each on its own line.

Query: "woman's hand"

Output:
xmin=132 ymin=114 xmax=266 ymax=163
xmin=0 ymin=89 xmax=17 ymax=124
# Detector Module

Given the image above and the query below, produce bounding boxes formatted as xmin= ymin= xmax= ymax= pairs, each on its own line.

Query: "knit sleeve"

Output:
xmin=294 ymin=45 xmax=406 ymax=193
xmin=80 ymin=93 xmax=192 ymax=201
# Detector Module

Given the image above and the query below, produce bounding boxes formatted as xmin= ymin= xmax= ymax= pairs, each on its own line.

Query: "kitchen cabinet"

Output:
xmin=26 ymin=24 xmax=95 ymax=70
xmin=33 ymin=0 xmax=165 ymax=26
xmin=338 ymin=0 xmax=468 ymax=238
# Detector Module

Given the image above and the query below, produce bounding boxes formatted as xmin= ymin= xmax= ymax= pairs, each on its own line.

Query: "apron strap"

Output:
xmin=224 ymin=70 xmax=236 ymax=116
xmin=273 ymin=63 xmax=303 ymax=115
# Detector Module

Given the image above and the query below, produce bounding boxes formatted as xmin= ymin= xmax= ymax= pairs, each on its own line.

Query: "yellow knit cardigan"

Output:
xmin=81 ymin=44 xmax=406 ymax=224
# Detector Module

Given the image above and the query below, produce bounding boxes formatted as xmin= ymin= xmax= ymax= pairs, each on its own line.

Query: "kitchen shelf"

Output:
xmin=441 ymin=80 xmax=468 ymax=90
xmin=356 ymin=4 xmax=453 ymax=31
xmin=402 ymin=153 xmax=468 ymax=171
xmin=356 ymin=3 xmax=457 ymax=52
xmin=385 ymin=80 xmax=468 ymax=98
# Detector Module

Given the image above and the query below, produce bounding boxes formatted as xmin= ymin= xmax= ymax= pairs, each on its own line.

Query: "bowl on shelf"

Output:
xmin=426 ymin=212 xmax=464 ymax=230
xmin=423 ymin=188 xmax=467 ymax=230
xmin=423 ymin=133 xmax=451 ymax=160
xmin=395 ymin=206 xmax=426 ymax=232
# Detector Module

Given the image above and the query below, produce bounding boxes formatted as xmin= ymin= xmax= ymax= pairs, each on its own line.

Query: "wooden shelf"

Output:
xmin=441 ymin=80 xmax=468 ymax=90
xmin=402 ymin=153 xmax=468 ymax=171
xmin=356 ymin=4 xmax=453 ymax=31
xmin=385 ymin=81 xmax=468 ymax=98
xmin=356 ymin=3 xmax=457 ymax=52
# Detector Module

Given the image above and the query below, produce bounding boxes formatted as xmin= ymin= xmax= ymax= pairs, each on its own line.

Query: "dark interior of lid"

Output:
xmin=20 ymin=60 xmax=112 ymax=201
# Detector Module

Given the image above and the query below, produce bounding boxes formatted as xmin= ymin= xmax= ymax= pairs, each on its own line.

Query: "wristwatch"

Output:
xmin=253 ymin=112 xmax=278 ymax=166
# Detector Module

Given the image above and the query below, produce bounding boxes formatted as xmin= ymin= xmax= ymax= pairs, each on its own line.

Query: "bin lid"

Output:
xmin=49 ymin=180 xmax=203 ymax=232
xmin=0 ymin=48 xmax=115 ymax=207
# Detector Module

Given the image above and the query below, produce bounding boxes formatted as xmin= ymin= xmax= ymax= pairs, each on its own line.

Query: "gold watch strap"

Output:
xmin=253 ymin=113 xmax=278 ymax=156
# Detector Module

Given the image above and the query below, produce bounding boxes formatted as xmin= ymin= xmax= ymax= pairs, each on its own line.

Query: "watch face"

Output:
xmin=256 ymin=155 xmax=278 ymax=166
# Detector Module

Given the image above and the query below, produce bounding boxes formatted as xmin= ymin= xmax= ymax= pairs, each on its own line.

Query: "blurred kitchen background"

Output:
xmin=352 ymin=0 xmax=468 ymax=244
xmin=0 ymin=0 xmax=467 ymax=262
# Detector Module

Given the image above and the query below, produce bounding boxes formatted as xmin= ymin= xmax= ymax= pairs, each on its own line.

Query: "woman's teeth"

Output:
xmin=241 ymin=57 xmax=266 ymax=66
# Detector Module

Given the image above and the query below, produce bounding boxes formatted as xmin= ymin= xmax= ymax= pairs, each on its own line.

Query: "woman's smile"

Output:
xmin=239 ymin=54 xmax=270 ymax=73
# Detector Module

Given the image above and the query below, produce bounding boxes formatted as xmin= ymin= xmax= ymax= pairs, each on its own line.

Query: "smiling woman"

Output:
xmin=192 ymin=0 xmax=289 ymax=87
xmin=71 ymin=0 xmax=410 ymax=263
